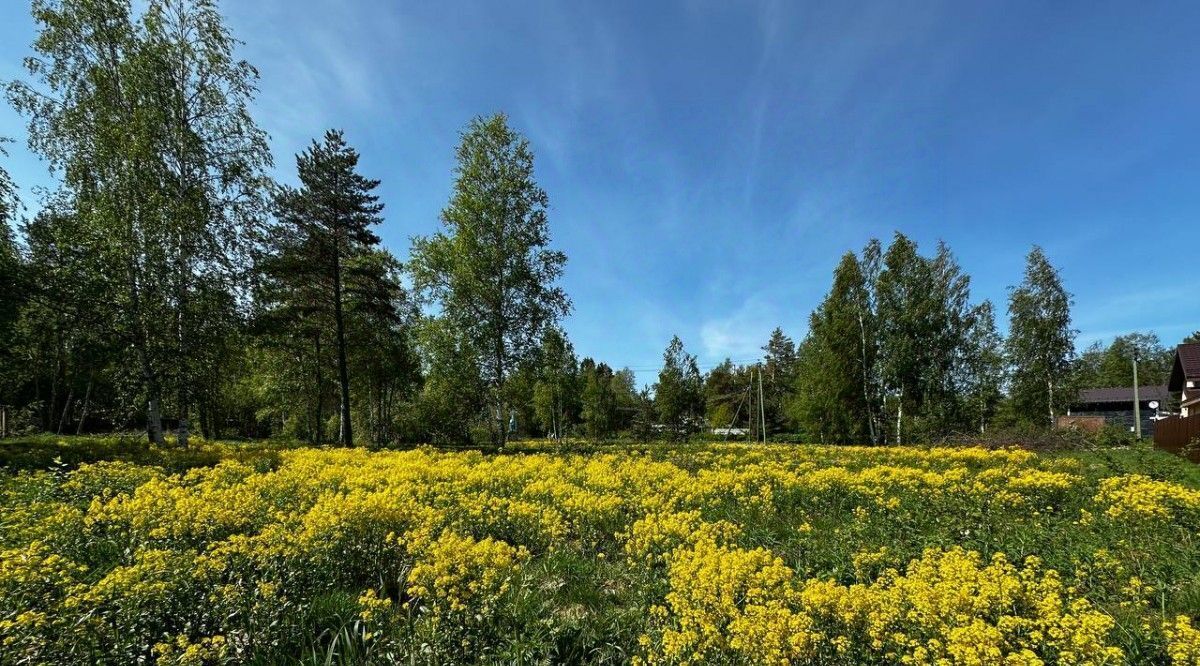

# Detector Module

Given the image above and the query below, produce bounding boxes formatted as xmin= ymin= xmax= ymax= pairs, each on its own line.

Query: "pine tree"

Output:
xmin=1006 ymin=246 xmax=1076 ymax=426
xmin=271 ymin=130 xmax=384 ymax=446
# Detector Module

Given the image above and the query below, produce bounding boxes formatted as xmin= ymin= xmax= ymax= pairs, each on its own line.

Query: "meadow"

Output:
xmin=2 ymin=437 xmax=1200 ymax=665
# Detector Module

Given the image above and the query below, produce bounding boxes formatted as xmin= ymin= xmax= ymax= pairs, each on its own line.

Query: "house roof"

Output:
xmin=1168 ymin=343 xmax=1200 ymax=392
xmin=1076 ymin=385 xmax=1170 ymax=405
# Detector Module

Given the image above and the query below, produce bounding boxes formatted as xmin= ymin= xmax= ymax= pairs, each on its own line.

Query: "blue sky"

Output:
xmin=3 ymin=1 xmax=1199 ymax=383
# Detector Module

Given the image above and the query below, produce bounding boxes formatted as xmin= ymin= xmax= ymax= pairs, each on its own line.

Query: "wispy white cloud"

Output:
xmin=698 ymin=295 xmax=779 ymax=362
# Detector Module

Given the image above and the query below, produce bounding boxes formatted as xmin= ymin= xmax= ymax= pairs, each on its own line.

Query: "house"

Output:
xmin=1168 ymin=343 xmax=1200 ymax=417
xmin=1068 ymin=385 xmax=1170 ymax=435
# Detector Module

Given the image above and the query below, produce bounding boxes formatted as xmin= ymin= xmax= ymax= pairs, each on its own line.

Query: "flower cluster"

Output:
xmin=0 ymin=440 xmax=1197 ymax=663
xmin=1095 ymin=474 xmax=1200 ymax=521
xmin=406 ymin=530 xmax=529 ymax=618
xmin=644 ymin=543 xmax=1124 ymax=665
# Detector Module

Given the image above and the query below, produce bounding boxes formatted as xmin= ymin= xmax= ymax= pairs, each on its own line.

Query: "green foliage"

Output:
xmin=653 ymin=336 xmax=703 ymax=439
xmin=0 ymin=434 xmax=282 ymax=473
xmin=532 ymin=329 xmax=578 ymax=439
xmin=579 ymin=359 xmax=637 ymax=440
xmin=793 ymin=252 xmax=877 ymax=444
xmin=703 ymin=359 xmax=745 ymax=430
xmin=410 ymin=114 xmax=570 ymax=446
xmin=6 ymin=0 xmax=271 ymax=446
xmin=259 ymin=131 xmax=421 ymax=447
xmin=1074 ymin=332 xmax=1174 ymax=390
xmin=761 ymin=328 xmax=799 ymax=432
xmin=269 ymin=130 xmax=387 ymax=446
xmin=1007 ymin=246 xmax=1077 ymax=425
xmin=415 ymin=318 xmax=486 ymax=445
xmin=961 ymin=300 xmax=1006 ymax=433
xmin=1 ymin=438 xmax=1200 ymax=663
xmin=0 ymin=144 xmax=23 ymax=403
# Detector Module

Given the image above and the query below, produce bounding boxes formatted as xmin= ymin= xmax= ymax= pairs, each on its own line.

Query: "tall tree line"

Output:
xmin=2 ymin=1 xmax=1182 ymax=447
xmin=0 ymin=1 xmax=569 ymax=447
xmin=788 ymin=237 xmax=1075 ymax=443
xmin=6 ymin=0 xmax=271 ymax=444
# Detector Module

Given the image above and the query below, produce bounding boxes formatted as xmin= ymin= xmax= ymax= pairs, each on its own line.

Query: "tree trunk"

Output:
xmin=146 ymin=392 xmax=164 ymax=445
xmin=129 ymin=255 xmax=164 ymax=445
xmin=495 ymin=338 xmax=507 ymax=447
xmin=314 ymin=332 xmax=324 ymax=445
xmin=139 ymin=347 xmax=164 ymax=443
xmin=1047 ymin=380 xmax=1055 ymax=427
xmin=198 ymin=400 xmax=211 ymax=439
xmin=332 ymin=253 xmax=353 ymax=446
xmin=57 ymin=386 xmax=74 ymax=436
xmin=177 ymin=406 xmax=190 ymax=448
xmin=170 ymin=36 xmax=195 ymax=451
xmin=48 ymin=352 xmax=60 ymax=432
xmin=176 ymin=381 xmax=190 ymax=448
xmin=858 ymin=312 xmax=877 ymax=445
xmin=75 ymin=372 xmax=93 ymax=435
xmin=175 ymin=293 xmax=190 ymax=448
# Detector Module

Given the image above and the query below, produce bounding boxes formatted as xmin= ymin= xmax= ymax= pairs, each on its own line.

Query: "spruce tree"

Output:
xmin=762 ymin=328 xmax=798 ymax=433
xmin=795 ymin=252 xmax=876 ymax=443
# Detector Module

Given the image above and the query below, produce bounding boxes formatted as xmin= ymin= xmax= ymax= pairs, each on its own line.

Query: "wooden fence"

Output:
xmin=1153 ymin=413 xmax=1200 ymax=463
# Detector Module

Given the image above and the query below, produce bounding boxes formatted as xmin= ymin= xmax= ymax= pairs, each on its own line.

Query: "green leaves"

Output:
xmin=1007 ymin=246 xmax=1076 ymax=425
xmin=654 ymin=336 xmax=702 ymax=439
xmin=796 ymin=235 xmax=1014 ymax=443
xmin=409 ymin=113 xmax=570 ymax=445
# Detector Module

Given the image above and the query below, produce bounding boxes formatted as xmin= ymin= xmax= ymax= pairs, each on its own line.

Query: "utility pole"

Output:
xmin=758 ymin=364 xmax=767 ymax=444
xmin=746 ymin=369 xmax=754 ymax=443
xmin=1132 ymin=349 xmax=1141 ymax=440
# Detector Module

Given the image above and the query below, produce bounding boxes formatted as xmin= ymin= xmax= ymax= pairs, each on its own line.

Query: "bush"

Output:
xmin=938 ymin=423 xmax=1143 ymax=452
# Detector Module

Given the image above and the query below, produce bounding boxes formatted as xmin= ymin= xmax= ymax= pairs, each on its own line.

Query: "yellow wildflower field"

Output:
xmin=2 ymin=439 xmax=1200 ymax=664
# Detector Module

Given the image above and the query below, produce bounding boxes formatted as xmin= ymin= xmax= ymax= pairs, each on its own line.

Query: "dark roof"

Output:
xmin=1168 ymin=343 xmax=1200 ymax=392
xmin=1076 ymin=385 xmax=1170 ymax=405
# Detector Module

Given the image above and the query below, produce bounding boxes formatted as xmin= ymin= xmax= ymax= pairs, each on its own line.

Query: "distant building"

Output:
xmin=712 ymin=427 xmax=749 ymax=437
xmin=1168 ymin=343 xmax=1200 ymax=417
xmin=1068 ymin=385 xmax=1170 ymax=435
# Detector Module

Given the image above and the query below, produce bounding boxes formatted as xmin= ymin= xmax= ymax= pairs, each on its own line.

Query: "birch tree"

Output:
xmin=1006 ymin=246 xmax=1076 ymax=426
xmin=410 ymin=113 xmax=570 ymax=446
